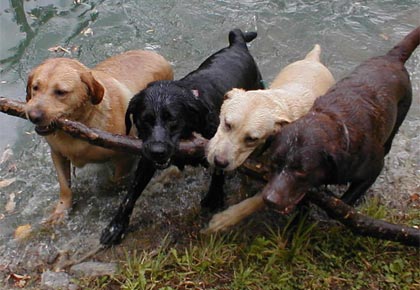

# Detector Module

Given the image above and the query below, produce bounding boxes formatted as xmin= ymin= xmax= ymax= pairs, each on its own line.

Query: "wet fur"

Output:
xmin=263 ymin=26 xmax=419 ymax=211
xmin=207 ymin=44 xmax=335 ymax=171
xmin=204 ymin=26 xmax=419 ymax=233
xmin=100 ymin=29 xmax=264 ymax=246
xmin=25 ymin=50 xmax=173 ymax=223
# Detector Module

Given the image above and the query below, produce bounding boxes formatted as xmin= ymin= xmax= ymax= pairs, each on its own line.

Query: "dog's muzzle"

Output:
xmin=27 ymin=109 xmax=57 ymax=136
xmin=145 ymin=142 xmax=172 ymax=169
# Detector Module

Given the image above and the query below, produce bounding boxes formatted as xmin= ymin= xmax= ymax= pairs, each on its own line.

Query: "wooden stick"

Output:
xmin=307 ymin=189 xmax=420 ymax=247
xmin=0 ymin=97 xmax=207 ymax=158
xmin=1 ymin=96 xmax=419 ymax=247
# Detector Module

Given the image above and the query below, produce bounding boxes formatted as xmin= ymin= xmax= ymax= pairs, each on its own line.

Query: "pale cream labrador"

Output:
xmin=203 ymin=44 xmax=335 ymax=233
xmin=25 ymin=50 xmax=173 ymax=223
xmin=207 ymin=44 xmax=334 ymax=171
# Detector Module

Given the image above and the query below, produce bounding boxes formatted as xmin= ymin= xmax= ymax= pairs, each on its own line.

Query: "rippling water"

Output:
xmin=0 ymin=0 xmax=419 ymax=280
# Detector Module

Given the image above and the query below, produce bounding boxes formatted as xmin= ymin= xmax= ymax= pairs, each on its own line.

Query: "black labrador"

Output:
xmin=262 ymin=26 xmax=419 ymax=213
xmin=101 ymin=29 xmax=264 ymax=245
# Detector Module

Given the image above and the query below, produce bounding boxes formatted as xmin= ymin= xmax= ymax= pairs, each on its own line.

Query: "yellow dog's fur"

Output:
xmin=207 ymin=44 xmax=334 ymax=171
xmin=25 ymin=50 xmax=173 ymax=223
xmin=204 ymin=45 xmax=335 ymax=233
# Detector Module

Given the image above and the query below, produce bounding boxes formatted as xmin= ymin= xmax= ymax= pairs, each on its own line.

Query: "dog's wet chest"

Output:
xmin=46 ymin=133 xmax=115 ymax=167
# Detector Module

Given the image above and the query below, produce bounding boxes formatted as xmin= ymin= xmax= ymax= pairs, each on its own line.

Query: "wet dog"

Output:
xmin=204 ymin=44 xmax=335 ymax=233
xmin=25 ymin=50 xmax=173 ymax=223
xmin=207 ymin=44 xmax=335 ymax=171
xmin=204 ymin=26 xmax=419 ymax=233
xmin=100 ymin=29 xmax=263 ymax=245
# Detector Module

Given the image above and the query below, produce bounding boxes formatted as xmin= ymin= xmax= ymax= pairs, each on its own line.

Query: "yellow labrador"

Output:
xmin=25 ymin=50 xmax=173 ymax=223
xmin=204 ymin=44 xmax=334 ymax=233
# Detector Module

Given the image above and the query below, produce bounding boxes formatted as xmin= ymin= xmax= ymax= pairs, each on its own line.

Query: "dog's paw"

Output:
xmin=42 ymin=202 xmax=71 ymax=225
xmin=200 ymin=195 xmax=225 ymax=213
xmin=100 ymin=219 xmax=128 ymax=246
xmin=41 ymin=211 xmax=68 ymax=225
xmin=201 ymin=211 xmax=233 ymax=234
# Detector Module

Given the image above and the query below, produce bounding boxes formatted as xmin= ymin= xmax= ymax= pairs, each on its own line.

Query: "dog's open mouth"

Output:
xmin=278 ymin=192 xmax=306 ymax=215
xmin=35 ymin=124 xmax=56 ymax=136
xmin=153 ymin=159 xmax=171 ymax=170
xmin=264 ymin=189 xmax=307 ymax=215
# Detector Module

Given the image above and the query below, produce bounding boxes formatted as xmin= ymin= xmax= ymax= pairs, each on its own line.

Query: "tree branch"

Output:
xmin=308 ymin=189 xmax=419 ymax=247
xmin=0 ymin=97 xmax=207 ymax=159
xmin=1 ymin=96 xmax=419 ymax=247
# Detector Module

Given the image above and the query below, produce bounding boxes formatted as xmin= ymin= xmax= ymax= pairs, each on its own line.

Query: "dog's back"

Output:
xmin=270 ymin=44 xmax=333 ymax=96
xmin=313 ymin=26 xmax=419 ymax=146
xmin=179 ymin=29 xmax=263 ymax=107
xmin=94 ymin=50 xmax=174 ymax=95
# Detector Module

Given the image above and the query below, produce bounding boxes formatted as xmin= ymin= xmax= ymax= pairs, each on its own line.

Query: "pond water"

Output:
xmin=0 ymin=0 xmax=419 ymax=284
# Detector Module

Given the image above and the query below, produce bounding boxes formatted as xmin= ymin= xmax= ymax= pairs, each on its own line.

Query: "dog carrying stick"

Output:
xmin=0 ymin=96 xmax=419 ymax=247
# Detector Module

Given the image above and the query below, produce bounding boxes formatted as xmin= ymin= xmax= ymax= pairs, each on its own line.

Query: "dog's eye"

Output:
xmin=288 ymin=164 xmax=305 ymax=177
xmin=295 ymin=170 xmax=306 ymax=177
xmin=245 ymin=136 xmax=258 ymax=144
xmin=54 ymin=89 xmax=67 ymax=97
xmin=224 ymin=121 xmax=232 ymax=131
xmin=142 ymin=114 xmax=155 ymax=125
xmin=32 ymin=85 xmax=39 ymax=91
xmin=162 ymin=110 xmax=175 ymax=122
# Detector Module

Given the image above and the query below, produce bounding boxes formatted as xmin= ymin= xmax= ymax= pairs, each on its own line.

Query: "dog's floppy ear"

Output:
xmin=26 ymin=71 xmax=34 ymax=102
xmin=224 ymin=88 xmax=245 ymax=100
xmin=125 ymin=96 xmax=139 ymax=135
xmin=125 ymin=91 xmax=143 ymax=135
xmin=322 ymin=148 xmax=351 ymax=182
xmin=273 ymin=116 xmax=292 ymax=134
xmin=80 ymin=71 xmax=105 ymax=105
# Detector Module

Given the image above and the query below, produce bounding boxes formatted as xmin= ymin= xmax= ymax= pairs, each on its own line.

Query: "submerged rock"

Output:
xmin=40 ymin=271 xmax=70 ymax=289
xmin=69 ymin=261 xmax=118 ymax=277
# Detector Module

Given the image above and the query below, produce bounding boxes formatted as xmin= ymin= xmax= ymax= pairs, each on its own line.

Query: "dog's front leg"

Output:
xmin=341 ymin=156 xmax=384 ymax=205
xmin=202 ymin=193 xmax=265 ymax=233
xmin=100 ymin=158 xmax=156 ymax=246
xmin=201 ymin=170 xmax=225 ymax=212
xmin=112 ymin=155 xmax=135 ymax=182
xmin=45 ymin=149 xmax=72 ymax=224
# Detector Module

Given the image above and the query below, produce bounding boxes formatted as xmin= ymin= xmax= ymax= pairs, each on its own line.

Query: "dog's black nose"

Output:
xmin=149 ymin=143 xmax=167 ymax=160
xmin=214 ymin=155 xmax=229 ymax=169
xmin=27 ymin=110 xmax=44 ymax=124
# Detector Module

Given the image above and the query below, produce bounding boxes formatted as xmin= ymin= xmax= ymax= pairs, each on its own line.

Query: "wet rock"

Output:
xmin=41 ymin=271 xmax=69 ymax=289
xmin=69 ymin=261 xmax=118 ymax=277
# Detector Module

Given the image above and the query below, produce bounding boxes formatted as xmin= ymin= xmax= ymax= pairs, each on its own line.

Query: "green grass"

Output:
xmin=76 ymin=198 xmax=420 ymax=290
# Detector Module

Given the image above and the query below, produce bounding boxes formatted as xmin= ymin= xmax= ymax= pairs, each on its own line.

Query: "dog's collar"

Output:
xmin=191 ymin=89 xmax=200 ymax=99
xmin=340 ymin=120 xmax=350 ymax=152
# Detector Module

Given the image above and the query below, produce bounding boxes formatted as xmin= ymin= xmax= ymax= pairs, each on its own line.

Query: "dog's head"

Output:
xmin=126 ymin=81 xmax=202 ymax=169
xmin=25 ymin=58 xmax=105 ymax=136
xmin=262 ymin=116 xmax=350 ymax=213
xmin=206 ymin=88 xmax=291 ymax=171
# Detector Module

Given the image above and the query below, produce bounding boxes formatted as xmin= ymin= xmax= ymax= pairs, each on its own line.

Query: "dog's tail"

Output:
xmin=229 ymin=29 xmax=257 ymax=46
xmin=386 ymin=26 xmax=420 ymax=64
xmin=304 ymin=44 xmax=321 ymax=61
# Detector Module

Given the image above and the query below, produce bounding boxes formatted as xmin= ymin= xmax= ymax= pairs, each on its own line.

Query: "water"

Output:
xmin=0 ymin=0 xmax=419 ymax=283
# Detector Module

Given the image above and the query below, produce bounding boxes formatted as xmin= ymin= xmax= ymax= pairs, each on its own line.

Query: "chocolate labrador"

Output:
xmin=263 ymin=26 xmax=419 ymax=213
xmin=202 ymin=26 xmax=419 ymax=234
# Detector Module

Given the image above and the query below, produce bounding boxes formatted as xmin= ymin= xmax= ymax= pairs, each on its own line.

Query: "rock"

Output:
xmin=69 ymin=261 xmax=118 ymax=277
xmin=14 ymin=224 xmax=32 ymax=240
xmin=41 ymin=271 xmax=69 ymax=289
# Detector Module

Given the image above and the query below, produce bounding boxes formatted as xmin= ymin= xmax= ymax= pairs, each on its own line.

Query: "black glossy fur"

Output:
xmin=101 ymin=29 xmax=263 ymax=246
xmin=262 ymin=27 xmax=419 ymax=213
